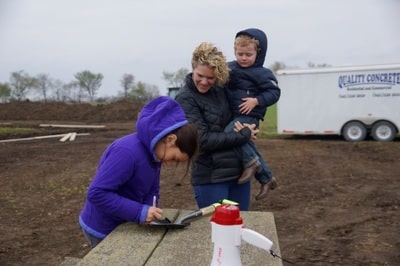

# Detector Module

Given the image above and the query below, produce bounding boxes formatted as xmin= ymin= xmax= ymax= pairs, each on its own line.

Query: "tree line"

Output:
xmin=0 ymin=70 xmax=161 ymax=103
xmin=0 ymin=61 xmax=328 ymax=103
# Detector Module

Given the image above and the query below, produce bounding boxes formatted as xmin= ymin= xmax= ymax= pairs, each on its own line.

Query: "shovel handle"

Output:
xmin=175 ymin=205 xmax=216 ymax=224
xmin=200 ymin=205 xmax=217 ymax=216
xmin=175 ymin=199 xmax=239 ymax=224
xmin=198 ymin=199 xmax=239 ymax=217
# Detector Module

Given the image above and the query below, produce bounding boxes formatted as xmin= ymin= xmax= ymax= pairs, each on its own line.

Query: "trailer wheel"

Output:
xmin=371 ymin=121 xmax=396 ymax=142
xmin=342 ymin=121 xmax=367 ymax=142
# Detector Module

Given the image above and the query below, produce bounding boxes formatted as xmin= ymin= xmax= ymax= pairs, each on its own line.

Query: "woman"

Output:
xmin=79 ymin=96 xmax=198 ymax=247
xmin=175 ymin=42 xmax=258 ymax=211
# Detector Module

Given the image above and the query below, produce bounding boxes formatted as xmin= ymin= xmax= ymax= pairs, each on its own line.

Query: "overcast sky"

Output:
xmin=1 ymin=0 xmax=399 ymax=97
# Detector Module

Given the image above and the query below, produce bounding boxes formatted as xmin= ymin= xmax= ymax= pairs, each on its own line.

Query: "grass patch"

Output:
xmin=259 ymin=103 xmax=277 ymax=136
xmin=0 ymin=127 xmax=36 ymax=134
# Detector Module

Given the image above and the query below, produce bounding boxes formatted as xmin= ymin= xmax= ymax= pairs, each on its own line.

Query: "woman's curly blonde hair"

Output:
xmin=191 ymin=42 xmax=230 ymax=86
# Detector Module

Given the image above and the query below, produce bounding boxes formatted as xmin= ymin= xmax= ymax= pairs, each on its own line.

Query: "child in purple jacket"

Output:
xmin=79 ymin=96 xmax=199 ymax=247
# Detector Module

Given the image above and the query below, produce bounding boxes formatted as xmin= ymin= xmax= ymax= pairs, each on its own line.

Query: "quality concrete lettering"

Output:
xmin=338 ymin=72 xmax=400 ymax=88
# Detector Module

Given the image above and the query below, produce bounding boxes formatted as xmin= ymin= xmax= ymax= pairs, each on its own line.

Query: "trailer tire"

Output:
xmin=342 ymin=121 xmax=367 ymax=142
xmin=371 ymin=121 xmax=396 ymax=142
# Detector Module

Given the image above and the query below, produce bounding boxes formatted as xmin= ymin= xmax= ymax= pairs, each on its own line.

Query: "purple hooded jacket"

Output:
xmin=79 ymin=96 xmax=188 ymax=239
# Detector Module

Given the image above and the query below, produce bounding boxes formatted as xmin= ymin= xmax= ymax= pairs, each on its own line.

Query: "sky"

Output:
xmin=0 ymin=0 xmax=399 ymax=97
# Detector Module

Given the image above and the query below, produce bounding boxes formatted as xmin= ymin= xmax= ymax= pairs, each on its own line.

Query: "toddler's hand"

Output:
xmin=239 ymin=97 xmax=258 ymax=115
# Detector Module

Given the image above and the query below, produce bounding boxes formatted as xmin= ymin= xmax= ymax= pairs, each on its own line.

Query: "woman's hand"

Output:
xmin=233 ymin=121 xmax=259 ymax=140
xmin=146 ymin=206 xmax=163 ymax=222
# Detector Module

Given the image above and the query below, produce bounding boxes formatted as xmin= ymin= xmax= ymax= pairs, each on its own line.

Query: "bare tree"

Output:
xmin=162 ymin=67 xmax=189 ymax=88
xmin=9 ymin=70 xmax=37 ymax=101
xmin=120 ymin=74 xmax=135 ymax=99
xmin=68 ymin=80 xmax=87 ymax=103
xmin=130 ymin=82 xmax=160 ymax=102
xmin=52 ymin=79 xmax=69 ymax=102
xmin=74 ymin=70 xmax=103 ymax=102
xmin=146 ymin=84 xmax=160 ymax=99
xmin=35 ymin=73 xmax=53 ymax=102
xmin=269 ymin=61 xmax=286 ymax=73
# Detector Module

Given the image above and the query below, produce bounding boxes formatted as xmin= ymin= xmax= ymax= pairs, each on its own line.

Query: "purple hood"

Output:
xmin=136 ymin=96 xmax=188 ymax=159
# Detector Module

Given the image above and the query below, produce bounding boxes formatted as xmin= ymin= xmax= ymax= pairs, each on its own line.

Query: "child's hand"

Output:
xmin=239 ymin=97 xmax=258 ymax=115
xmin=146 ymin=206 xmax=163 ymax=222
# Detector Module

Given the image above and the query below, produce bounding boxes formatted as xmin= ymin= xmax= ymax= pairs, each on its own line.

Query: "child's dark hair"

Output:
xmin=172 ymin=123 xmax=199 ymax=175
xmin=174 ymin=123 xmax=199 ymax=160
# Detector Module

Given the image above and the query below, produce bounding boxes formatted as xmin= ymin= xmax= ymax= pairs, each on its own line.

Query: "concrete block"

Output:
xmin=77 ymin=209 xmax=282 ymax=266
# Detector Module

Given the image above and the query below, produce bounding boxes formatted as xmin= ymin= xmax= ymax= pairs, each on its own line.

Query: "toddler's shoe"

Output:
xmin=237 ymin=161 xmax=261 ymax=184
xmin=255 ymin=177 xmax=277 ymax=200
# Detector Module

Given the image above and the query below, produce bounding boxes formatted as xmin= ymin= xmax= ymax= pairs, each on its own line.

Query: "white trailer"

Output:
xmin=276 ymin=63 xmax=400 ymax=141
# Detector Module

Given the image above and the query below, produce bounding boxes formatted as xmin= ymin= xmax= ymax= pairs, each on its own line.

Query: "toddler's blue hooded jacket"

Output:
xmin=226 ymin=28 xmax=281 ymax=120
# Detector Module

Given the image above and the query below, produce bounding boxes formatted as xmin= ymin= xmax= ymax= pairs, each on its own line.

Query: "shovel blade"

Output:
xmin=149 ymin=218 xmax=190 ymax=229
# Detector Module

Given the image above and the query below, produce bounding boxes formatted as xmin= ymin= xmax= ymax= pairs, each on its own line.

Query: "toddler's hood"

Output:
xmin=236 ymin=28 xmax=268 ymax=67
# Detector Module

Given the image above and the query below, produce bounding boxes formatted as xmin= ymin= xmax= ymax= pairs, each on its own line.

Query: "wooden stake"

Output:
xmin=39 ymin=124 xmax=105 ymax=129
xmin=0 ymin=133 xmax=90 ymax=143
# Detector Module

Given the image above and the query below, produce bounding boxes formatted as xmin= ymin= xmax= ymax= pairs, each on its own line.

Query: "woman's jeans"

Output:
xmin=193 ymin=180 xmax=251 ymax=211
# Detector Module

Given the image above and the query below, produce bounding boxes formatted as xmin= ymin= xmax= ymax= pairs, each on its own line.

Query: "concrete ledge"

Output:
xmin=77 ymin=209 xmax=179 ymax=266
xmin=76 ymin=209 xmax=282 ymax=266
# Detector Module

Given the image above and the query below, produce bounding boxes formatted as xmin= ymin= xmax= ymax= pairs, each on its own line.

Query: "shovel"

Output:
xmin=149 ymin=199 xmax=238 ymax=229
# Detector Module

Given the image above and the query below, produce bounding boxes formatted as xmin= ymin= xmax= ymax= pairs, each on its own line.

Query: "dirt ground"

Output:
xmin=0 ymin=101 xmax=399 ymax=266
